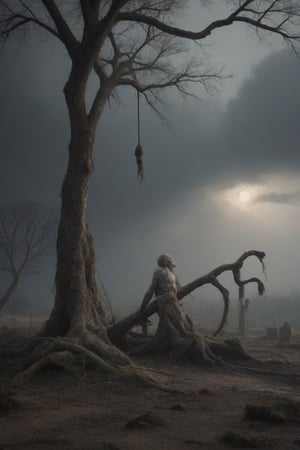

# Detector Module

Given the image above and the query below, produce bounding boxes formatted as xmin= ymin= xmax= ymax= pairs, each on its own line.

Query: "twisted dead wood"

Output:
xmin=109 ymin=250 xmax=266 ymax=343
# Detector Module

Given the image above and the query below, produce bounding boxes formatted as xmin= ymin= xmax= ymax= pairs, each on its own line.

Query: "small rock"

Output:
xmin=245 ymin=404 xmax=287 ymax=424
xmin=170 ymin=402 xmax=185 ymax=411
xmin=184 ymin=439 xmax=208 ymax=446
xmin=270 ymin=410 xmax=287 ymax=424
xmin=0 ymin=387 xmax=20 ymax=413
xmin=245 ymin=404 xmax=272 ymax=422
xmin=126 ymin=411 xmax=165 ymax=430
xmin=199 ymin=388 xmax=210 ymax=395
xmin=100 ymin=443 xmax=120 ymax=450
xmin=220 ymin=430 xmax=263 ymax=448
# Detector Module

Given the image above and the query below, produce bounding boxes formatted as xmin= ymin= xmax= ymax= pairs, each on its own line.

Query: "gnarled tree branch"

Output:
xmin=117 ymin=1 xmax=300 ymax=44
xmin=108 ymin=250 xmax=266 ymax=343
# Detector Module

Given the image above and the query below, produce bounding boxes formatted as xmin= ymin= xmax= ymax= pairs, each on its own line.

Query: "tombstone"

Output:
xmin=278 ymin=322 xmax=292 ymax=344
xmin=266 ymin=327 xmax=278 ymax=340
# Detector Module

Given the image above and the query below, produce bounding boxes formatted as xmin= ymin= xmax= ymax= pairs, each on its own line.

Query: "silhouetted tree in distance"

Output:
xmin=0 ymin=202 xmax=55 ymax=314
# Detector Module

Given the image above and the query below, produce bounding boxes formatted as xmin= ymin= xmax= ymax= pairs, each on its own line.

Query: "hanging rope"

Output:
xmin=137 ymin=90 xmax=141 ymax=146
xmin=134 ymin=90 xmax=144 ymax=182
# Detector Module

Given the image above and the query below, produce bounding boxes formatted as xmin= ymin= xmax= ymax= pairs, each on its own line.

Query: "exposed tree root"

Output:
xmin=13 ymin=336 xmax=177 ymax=392
xmin=13 ymin=329 xmax=255 ymax=386
xmin=13 ymin=251 xmax=266 ymax=383
xmin=14 ymin=336 xmax=119 ymax=384
xmin=128 ymin=295 xmax=252 ymax=366
xmin=207 ymin=337 xmax=257 ymax=363
xmin=14 ymin=350 xmax=81 ymax=385
xmin=72 ymin=329 xmax=130 ymax=367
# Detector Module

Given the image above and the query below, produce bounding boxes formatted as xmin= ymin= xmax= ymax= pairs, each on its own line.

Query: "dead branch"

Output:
xmin=117 ymin=1 xmax=300 ymax=43
xmin=108 ymin=250 xmax=266 ymax=342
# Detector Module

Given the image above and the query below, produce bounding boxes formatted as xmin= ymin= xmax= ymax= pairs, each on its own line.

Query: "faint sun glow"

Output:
xmin=239 ymin=190 xmax=250 ymax=203
xmin=218 ymin=183 xmax=260 ymax=211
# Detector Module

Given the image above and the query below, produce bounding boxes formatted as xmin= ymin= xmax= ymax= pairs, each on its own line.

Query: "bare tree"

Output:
xmin=0 ymin=202 xmax=56 ymax=314
xmin=1 ymin=1 xmax=299 ymax=378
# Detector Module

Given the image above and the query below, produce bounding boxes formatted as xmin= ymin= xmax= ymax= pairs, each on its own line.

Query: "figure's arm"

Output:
xmin=175 ymin=274 xmax=182 ymax=293
xmin=140 ymin=273 xmax=156 ymax=317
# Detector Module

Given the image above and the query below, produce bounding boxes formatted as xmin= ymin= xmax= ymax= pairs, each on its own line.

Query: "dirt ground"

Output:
xmin=0 ymin=324 xmax=299 ymax=450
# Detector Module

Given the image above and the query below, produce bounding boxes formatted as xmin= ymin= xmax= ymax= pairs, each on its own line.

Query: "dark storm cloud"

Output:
xmin=1 ymin=40 xmax=300 ymax=225
xmin=254 ymin=191 xmax=300 ymax=205
xmin=89 ymin=48 xmax=300 ymax=237
xmin=214 ymin=49 xmax=300 ymax=185
xmin=0 ymin=41 xmax=69 ymax=206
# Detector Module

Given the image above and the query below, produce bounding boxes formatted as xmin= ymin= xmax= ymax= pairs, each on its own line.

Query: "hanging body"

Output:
xmin=135 ymin=91 xmax=144 ymax=181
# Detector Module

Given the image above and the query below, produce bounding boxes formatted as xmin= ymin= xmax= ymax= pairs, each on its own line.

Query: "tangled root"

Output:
xmin=128 ymin=296 xmax=253 ymax=366
xmin=13 ymin=335 xmax=175 ymax=392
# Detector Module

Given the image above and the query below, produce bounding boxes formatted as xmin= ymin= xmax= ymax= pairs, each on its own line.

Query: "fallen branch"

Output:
xmin=109 ymin=250 xmax=266 ymax=342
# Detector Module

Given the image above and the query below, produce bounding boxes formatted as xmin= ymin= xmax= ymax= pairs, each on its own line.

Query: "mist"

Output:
xmin=1 ymin=28 xmax=300 ymax=331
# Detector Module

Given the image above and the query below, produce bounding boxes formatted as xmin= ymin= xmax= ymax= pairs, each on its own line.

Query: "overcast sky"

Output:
xmin=1 ymin=2 xmax=300 ymax=326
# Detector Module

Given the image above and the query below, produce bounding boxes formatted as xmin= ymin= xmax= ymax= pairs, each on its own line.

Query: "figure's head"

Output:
xmin=157 ymin=254 xmax=176 ymax=269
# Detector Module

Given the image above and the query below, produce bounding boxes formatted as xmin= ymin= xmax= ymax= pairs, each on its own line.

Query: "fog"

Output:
xmin=1 ymin=5 xmax=300 ymax=330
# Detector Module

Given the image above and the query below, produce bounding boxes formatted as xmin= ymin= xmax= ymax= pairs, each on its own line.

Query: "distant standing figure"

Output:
xmin=238 ymin=298 xmax=250 ymax=336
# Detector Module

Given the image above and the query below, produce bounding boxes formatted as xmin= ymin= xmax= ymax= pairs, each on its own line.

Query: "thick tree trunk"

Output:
xmin=35 ymin=68 xmax=130 ymax=369
xmin=37 ymin=123 xmax=129 ymax=368
xmin=42 ymin=127 xmax=104 ymax=334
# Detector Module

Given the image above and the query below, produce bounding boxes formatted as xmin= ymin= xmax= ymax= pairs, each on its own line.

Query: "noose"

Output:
xmin=134 ymin=90 xmax=144 ymax=182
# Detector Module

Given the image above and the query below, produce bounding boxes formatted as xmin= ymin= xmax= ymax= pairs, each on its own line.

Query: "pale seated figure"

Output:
xmin=140 ymin=254 xmax=189 ymax=336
